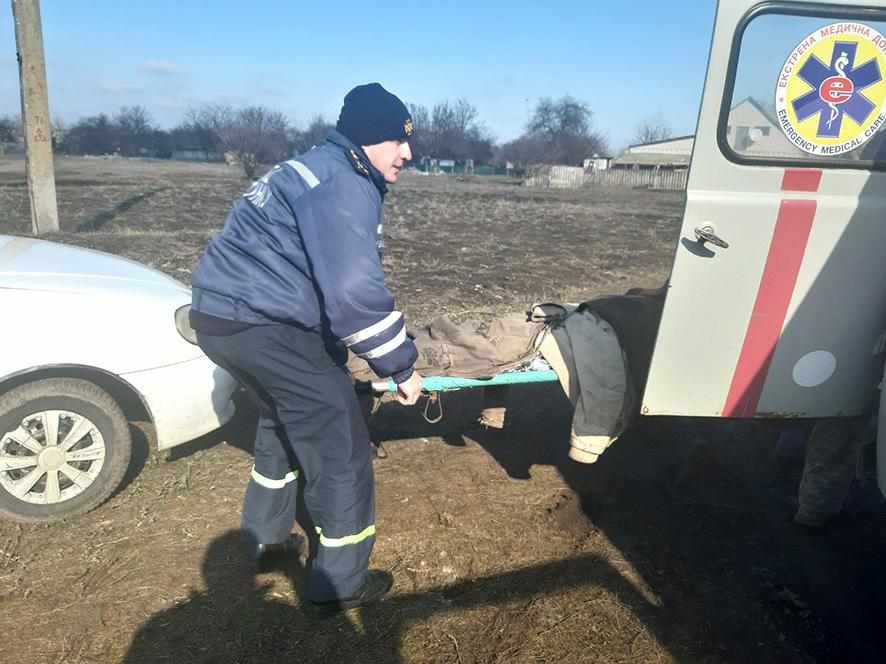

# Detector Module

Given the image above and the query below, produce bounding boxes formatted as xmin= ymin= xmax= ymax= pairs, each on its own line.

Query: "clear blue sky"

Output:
xmin=1 ymin=1 xmax=717 ymax=152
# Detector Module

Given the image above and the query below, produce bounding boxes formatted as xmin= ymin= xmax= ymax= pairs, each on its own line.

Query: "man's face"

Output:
xmin=363 ymin=140 xmax=412 ymax=183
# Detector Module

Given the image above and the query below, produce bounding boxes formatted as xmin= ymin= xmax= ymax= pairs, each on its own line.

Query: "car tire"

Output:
xmin=0 ymin=378 xmax=132 ymax=523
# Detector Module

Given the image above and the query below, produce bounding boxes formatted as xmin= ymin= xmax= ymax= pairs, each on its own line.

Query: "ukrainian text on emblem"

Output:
xmin=776 ymin=22 xmax=886 ymax=155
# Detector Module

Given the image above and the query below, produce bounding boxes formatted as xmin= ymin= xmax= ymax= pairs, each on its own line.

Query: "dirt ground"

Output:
xmin=1 ymin=156 xmax=885 ymax=663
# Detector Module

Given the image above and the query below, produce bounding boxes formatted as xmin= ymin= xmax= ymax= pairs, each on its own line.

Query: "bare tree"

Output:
xmin=114 ymin=106 xmax=155 ymax=156
xmin=50 ymin=116 xmax=65 ymax=148
xmin=429 ymin=99 xmax=473 ymax=157
xmin=521 ymin=96 xmax=608 ymax=165
xmin=416 ymin=99 xmax=493 ymax=162
xmin=0 ymin=116 xmax=16 ymax=143
xmin=170 ymin=118 xmax=217 ymax=157
xmin=633 ymin=115 xmax=672 ymax=145
xmin=58 ymin=113 xmax=116 ymax=155
xmin=450 ymin=99 xmax=479 ymax=136
xmin=57 ymin=106 xmax=156 ymax=157
xmin=528 ymin=97 xmax=590 ymax=138
xmin=189 ymin=104 xmax=290 ymax=177
xmin=290 ymin=114 xmax=334 ymax=154
xmin=115 ymin=105 xmax=152 ymax=135
xmin=407 ymin=103 xmax=431 ymax=160
xmin=0 ymin=115 xmax=18 ymax=145
xmin=187 ymin=103 xmax=236 ymax=159
xmin=497 ymin=132 xmax=547 ymax=167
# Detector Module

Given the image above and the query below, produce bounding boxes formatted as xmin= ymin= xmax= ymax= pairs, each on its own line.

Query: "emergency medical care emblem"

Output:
xmin=775 ymin=23 xmax=886 ymax=156
xmin=776 ymin=22 xmax=886 ymax=155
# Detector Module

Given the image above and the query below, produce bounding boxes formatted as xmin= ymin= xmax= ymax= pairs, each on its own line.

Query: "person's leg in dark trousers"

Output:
xmin=274 ymin=365 xmax=375 ymax=601
xmin=240 ymin=405 xmax=300 ymax=545
xmin=248 ymin=325 xmax=374 ymax=601
xmin=197 ymin=324 xmax=376 ymax=601
xmin=795 ymin=417 xmax=863 ymax=527
xmin=196 ymin=333 xmax=301 ymax=549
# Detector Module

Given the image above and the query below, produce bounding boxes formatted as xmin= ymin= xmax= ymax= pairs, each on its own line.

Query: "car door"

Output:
xmin=643 ymin=0 xmax=886 ymax=418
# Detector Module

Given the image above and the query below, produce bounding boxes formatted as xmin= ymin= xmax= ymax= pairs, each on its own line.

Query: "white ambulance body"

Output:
xmin=639 ymin=0 xmax=886 ymax=493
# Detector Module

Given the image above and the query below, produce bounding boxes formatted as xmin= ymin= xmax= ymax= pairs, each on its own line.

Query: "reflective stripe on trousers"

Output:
xmin=240 ymin=413 xmax=302 ymax=549
xmin=250 ymin=466 xmax=298 ymax=489
xmin=316 ymin=524 xmax=376 ymax=548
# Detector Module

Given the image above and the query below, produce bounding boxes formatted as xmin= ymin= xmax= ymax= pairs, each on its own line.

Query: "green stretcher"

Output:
xmin=370 ymin=368 xmax=559 ymax=394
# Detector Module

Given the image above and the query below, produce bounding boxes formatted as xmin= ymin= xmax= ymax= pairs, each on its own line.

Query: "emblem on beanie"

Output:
xmin=404 ymin=118 xmax=414 ymax=137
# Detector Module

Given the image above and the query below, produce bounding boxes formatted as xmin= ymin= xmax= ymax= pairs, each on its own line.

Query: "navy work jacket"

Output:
xmin=191 ymin=130 xmax=417 ymax=383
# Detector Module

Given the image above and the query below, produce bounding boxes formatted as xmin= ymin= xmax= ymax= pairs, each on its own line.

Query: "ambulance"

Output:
xmin=641 ymin=0 xmax=886 ymax=495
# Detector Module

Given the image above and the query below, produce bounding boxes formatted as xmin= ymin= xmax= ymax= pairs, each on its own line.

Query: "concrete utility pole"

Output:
xmin=11 ymin=0 xmax=59 ymax=234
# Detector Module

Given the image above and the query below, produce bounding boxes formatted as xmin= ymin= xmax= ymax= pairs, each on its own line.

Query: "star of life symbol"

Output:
xmin=776 ymin=23 xmax=886 ymax=155
xmin=793 ymin=41 xmax=880 ymax=137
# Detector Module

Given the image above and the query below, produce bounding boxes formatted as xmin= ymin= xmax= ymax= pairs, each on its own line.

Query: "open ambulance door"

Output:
xmin=643 ymin=0 xmax=886 ymax=424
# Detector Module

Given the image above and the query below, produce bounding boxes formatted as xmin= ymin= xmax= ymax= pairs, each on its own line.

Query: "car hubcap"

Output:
xmin=0 ymin=410 xmax=106 ymax=505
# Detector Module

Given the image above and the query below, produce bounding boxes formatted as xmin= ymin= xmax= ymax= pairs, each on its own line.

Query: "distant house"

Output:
xmin=417 ymin=157 xmax=478 ymax=174
xmin=730 ymin=96 xmax=886 ymax=159
xmin=725 ymin=96 xmax=802 ymax=158
xmin=611 ymin=135 xmax=694 ymax=169
xmin=583 ymin=154 xmax=612 ymax=171
xmin=613 ymin=97 xmax=803 ymax=169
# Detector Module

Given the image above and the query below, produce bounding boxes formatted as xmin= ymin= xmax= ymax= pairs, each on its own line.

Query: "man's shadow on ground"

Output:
xmin=121 ymin=527 xmax=672 ymax=664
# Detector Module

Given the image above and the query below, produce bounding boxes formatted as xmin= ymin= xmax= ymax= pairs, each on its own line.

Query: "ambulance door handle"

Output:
xmin=694 ymin=225 xmax=729 ymax=249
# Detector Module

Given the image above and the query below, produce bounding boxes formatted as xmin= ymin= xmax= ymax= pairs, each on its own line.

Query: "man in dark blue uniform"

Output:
xmin=189 ymin=83 xmax=422 ymax=611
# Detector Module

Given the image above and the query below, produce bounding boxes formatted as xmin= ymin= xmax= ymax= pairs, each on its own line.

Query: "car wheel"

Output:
xmin=0 ymin=378 xmax=132 ymax=523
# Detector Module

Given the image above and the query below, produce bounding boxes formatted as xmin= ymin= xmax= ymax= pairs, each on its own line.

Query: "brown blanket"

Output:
xmin=347 ymin=313 xmax=543 ymax=382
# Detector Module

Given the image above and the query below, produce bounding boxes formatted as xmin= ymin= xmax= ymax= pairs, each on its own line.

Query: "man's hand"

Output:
xmin=395 ymin=371 xmax=423 ymax=405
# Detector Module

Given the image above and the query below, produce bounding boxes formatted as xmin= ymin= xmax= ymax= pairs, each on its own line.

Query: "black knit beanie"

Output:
xmin=336 ymin=83 xmax=414 ymax=147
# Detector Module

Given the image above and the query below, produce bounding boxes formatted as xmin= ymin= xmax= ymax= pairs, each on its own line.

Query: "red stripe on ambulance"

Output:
xmin=781 ymin=168 xmax=822 ymax=192
xmin=722 ymin=169 xmax=821 ymax=416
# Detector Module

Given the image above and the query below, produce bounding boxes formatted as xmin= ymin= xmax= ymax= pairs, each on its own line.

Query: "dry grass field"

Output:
xmin=1 ymin=156 xmax=884 ymax=663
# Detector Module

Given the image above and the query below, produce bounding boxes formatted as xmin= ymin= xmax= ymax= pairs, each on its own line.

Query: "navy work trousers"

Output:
xmin=197 ymin=323 xmax=375 ymax=601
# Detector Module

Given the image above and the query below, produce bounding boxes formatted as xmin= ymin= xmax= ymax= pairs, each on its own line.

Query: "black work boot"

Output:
xmin=252 ymin=533 xmax=306 ymax=572
xmin=309 ymin=569 xmax=394 ymax=613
